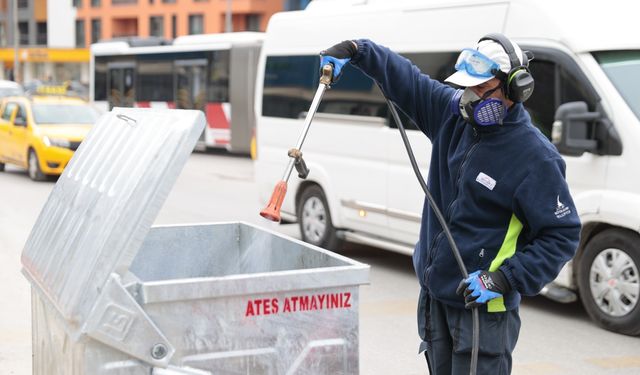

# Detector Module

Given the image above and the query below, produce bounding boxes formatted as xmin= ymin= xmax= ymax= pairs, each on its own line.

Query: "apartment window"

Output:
xmin=246 ymin=14 xmax=261 ymax=32
xmin=18 ymin=22 xmax=28 ymax=45
xmin=91 ymin=0 xmax=100 ymax=6
xmin=112 ymin=0 xmax=137 ymax=4
xmin=91 ymin=19 xmax=101 ymax=44
xmin=149 ymin=16 xmax=164 ymax=37
xmin=73 ymin=0 xmax=82 ymax=8
xmin=36 ymin=22 xmax=47 ymax=45
xmin=18 ymin=0 xmax=28 ymax=8
xmin=162 ymin=0 xmax=176 ymax=3
xmin=188 ymin=14 xmax=204 ymax=35
xmin=75 ymin=20 xmax=85 ymax=47
xmin=171 ymin=15 xmax=177 ymax=38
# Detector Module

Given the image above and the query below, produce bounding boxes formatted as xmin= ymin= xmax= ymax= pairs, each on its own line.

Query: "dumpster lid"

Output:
xmin=21 ymin=107 xmax=205 ymax=333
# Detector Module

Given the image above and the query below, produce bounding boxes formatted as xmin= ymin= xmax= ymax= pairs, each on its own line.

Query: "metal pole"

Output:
xmin=12 ymin=0 xmax=20 ymax=82
xmin=225 ymin=0 xmax=233 ymax=33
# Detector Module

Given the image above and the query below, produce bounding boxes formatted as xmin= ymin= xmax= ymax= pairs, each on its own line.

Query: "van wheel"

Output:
xmin=297 ymin=185 xmax=342 ymax=251
xmin=0 ymin=162 xmax=4 ymax=172
xmin=28 ymin=150 xmax=47 ymax=181
xmin=578 ymin=229 xmax=640 ymax=335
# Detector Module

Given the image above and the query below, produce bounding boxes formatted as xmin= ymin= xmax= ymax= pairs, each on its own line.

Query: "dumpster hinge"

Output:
xmin=84 ymin=273 xmax=175 ymax=367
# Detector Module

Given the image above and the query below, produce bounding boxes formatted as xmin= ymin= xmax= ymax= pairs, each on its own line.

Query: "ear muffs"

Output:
xmin=478 ymin=33 xmax=534 ymax=103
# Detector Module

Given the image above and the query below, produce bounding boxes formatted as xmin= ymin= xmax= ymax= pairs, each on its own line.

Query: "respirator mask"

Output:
xmin=451 ymin=85 xmax=507 ymax=127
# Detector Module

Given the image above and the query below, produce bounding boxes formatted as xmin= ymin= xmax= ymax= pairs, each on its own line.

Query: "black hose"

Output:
xmin=383 ymin=94 xmax=480 ymax=375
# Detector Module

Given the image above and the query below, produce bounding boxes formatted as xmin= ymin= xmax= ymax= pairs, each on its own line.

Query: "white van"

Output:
xmin=255 ymin=0 xmax=640 ymax=335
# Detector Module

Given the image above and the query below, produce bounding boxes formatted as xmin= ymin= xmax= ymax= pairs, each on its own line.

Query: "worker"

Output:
xmin=319 ymin=34 xmax=581 ymax=375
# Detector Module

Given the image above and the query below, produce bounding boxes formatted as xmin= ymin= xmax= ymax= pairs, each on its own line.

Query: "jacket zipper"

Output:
xmin=426 ymin=128 xmax=481 ymax=265
xmin=444 ymin=128 xmax=481 ymax=221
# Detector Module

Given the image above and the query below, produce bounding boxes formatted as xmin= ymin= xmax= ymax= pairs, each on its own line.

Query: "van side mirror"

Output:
xmin=552 ymin=101 xmax=622 ymax=157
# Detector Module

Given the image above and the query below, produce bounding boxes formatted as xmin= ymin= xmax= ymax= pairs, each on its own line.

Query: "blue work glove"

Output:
xmin=456 ymin=270 xmax=511 ymax=309
xmin=319 ymin=40 xmax=358 ymax=82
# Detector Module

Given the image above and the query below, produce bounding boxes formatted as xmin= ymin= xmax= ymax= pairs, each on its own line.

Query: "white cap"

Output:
xmin=445 ymin=38 xmax=526 ymax=87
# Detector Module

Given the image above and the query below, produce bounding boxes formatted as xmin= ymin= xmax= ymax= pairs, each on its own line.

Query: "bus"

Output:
xmin=90 ymin=32 xmax=263 ymax=154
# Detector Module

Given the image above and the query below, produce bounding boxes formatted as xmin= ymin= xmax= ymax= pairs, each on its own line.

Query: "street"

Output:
xmin=0 ymin=151 xmax=639 ymax=375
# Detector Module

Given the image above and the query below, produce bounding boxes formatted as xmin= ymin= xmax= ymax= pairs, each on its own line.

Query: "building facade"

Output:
xmin=74 ymin=0 xmax=286 ymax=48
xmin=0 ymin=0 xmax=89 ymax=85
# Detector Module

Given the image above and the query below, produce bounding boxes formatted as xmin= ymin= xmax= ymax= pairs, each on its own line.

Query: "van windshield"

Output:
xmin=593 ymin=51 xmax=640 ymax=121
xmin=32 ymin=104 xmax=99 ymax=125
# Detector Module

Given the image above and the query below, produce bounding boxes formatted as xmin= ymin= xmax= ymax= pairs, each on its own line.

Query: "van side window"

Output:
xmin=262 ymin=52 xmax=458 ymax=131
xmin=262 ymin=55 xmax=318 ymax=119
xmin=319 ymin=64 xmax=389 ymax=118
xmin=525 ymin=58 xmax=591 ymax=139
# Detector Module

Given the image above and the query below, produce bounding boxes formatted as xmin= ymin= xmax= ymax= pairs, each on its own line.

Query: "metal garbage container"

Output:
xmin=21 ymin=108 xmax=370 ymax=375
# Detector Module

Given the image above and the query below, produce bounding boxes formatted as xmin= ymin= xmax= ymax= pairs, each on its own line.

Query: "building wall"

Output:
xmin=75 ymin=0 xmax=285 ymax=47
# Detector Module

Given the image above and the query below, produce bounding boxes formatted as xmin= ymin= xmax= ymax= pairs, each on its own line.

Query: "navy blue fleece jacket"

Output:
xmin=351 ymin=39 xmax=581 ymax=311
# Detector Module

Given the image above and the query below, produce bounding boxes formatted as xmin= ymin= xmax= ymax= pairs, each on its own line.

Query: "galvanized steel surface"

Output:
xmin=21 ymin=107 xmax=205 ymax=336
xmin=31 ymin=222 xmax=369 ymax=374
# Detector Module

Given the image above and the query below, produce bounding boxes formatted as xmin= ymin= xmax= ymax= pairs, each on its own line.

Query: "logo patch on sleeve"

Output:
xmin=475 ymin=172 xmax=496 ymax=191
xmin=554 ymin=195 xmax=571 ymax=218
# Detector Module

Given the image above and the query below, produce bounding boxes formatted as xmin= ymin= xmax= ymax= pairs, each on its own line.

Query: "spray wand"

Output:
xmin=260 ymin=64 xmax=333 ymax=221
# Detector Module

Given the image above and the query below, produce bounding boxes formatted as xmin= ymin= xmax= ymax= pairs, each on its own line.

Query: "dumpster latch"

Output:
xmin=84 ymin=273 xmax=175 ymax=367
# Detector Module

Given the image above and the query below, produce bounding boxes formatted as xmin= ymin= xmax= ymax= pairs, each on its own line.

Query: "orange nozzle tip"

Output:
xmin=259 ymin=209 xmax=281 ymax=222
xmin=259 ymin=180 xmax=287 ymax=223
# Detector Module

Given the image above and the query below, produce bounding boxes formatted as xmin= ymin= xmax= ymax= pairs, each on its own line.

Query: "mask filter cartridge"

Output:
xmin=451 ymin=88 xmax=506 ymax=126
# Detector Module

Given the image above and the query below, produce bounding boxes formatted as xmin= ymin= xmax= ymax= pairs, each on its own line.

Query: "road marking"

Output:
xmin=587 ymin=356 xmax=640 ymax=369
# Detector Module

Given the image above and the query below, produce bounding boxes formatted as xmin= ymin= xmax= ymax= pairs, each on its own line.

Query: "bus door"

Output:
xmin=175 ymin=59 xmax=207 ymax=140
xmin=107 ymin=62 xmax=136 ymax=109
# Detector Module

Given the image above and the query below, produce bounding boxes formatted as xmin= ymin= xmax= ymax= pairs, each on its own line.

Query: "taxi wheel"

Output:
xmin=28 ymin=150 xmax=47 ymax=182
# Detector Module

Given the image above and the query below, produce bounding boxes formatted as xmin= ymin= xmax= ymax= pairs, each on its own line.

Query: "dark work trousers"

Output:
xmin=418 ymin=289 xmax=521 ymax=375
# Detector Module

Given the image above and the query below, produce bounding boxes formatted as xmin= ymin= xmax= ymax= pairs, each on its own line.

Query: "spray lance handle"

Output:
xmin=260 ymin=65 xmax=333 ymax=222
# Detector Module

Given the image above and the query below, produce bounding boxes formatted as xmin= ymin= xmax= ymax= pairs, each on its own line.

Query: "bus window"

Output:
xmin=207 ymin=50 xmax=230 ymax=102
xmin=94 ymin=57 xmax=107 ymax=101
xmin=108 ymin=64 xmax=136 ymax=109
xmin=262 ymin=55 xmax=318 ymax=119
xmin=175 ymin=60 xmax=207 ymax=111
xmin=137 ymin=60 xmax=173 ymax=102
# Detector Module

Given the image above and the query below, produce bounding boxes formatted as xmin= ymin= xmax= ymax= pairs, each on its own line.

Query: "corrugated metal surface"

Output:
xmin=21 ymin=107 xmax=204 ymax=336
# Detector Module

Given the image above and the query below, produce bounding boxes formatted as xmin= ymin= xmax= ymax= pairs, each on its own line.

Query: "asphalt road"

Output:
xmin=0 ymin=151 xmax=638 ymax=375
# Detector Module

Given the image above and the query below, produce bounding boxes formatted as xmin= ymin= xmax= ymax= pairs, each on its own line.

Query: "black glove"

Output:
xmin=456 ymin=270 xmax=511 ymax=309
xmin=319 ymin=40 xmax=358 ymax=82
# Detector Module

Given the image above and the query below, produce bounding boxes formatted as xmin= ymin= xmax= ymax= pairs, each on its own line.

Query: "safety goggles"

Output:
xmin=454 ymin=48 xmax=500 ymax=78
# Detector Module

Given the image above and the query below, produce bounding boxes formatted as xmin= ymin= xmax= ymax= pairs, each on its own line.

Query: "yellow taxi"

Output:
xmin=0 ymin=89 xmax=100 ymax=181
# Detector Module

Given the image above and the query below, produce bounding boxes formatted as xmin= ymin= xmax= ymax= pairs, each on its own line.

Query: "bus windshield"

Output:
xmin=32 ymin=104 xmax=100 ymax=125
xmin=593 ymin=50 xmax=640 ymax=121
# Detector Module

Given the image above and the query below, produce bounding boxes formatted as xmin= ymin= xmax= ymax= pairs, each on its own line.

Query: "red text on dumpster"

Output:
xmin=245 ymin=292 xmax=352 ymax=317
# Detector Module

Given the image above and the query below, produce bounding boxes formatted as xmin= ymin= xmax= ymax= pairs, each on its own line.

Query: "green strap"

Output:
xmin=487 ymin=214 xmax=523 ymax=312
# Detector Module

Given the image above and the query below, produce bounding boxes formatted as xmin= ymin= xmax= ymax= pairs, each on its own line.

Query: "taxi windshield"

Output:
xmin=32 ymin=103 xmax=99 ymax=125
xmin=593 ymin=50 xmax=640 ymax=121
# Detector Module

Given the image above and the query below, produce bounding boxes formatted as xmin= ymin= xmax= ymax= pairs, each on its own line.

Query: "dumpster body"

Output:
xmin=22 ymin=108 xmax=369 ymax=375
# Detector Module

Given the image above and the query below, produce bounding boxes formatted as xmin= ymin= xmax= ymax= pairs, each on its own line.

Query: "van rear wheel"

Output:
xmin=578 ymin=229 xmax=640 ymax=336
xmin=0 ymin=162 xmax=4 ymax=172
xmin=297 ymin=185 xmax=342 ymax=251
